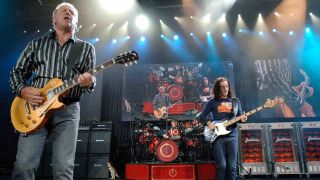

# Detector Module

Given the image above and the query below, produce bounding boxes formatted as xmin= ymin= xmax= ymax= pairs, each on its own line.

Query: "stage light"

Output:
xmin=95 ymin=38 xmax=100 ymax=42
xmin=218 ymin=13 xmax=226 ymax=23
xmin=49 ymin=29 xmax=52 ymax=32
xmin=37 ymin=30 xmax=40 ymax=33
xmin=203 ymin=14 xmax=211 ymax=23
xmin=222 ymin=33 xmax=227 ymax=38
xmin=140 ymin=37 xmax=146 ymax=42
xmin=93 ymin=24 xmax=96 ymax=27
xmin=190 ymin=32 xmax=194 ymax=36
xmin=98 ymin=0 xmax=135 ymax=14
xmin=23 ymin=30 xmax=27 ymax=34
xmin=309 ymin=12 xmax=313 ymax=16
xmin=289 ymin=31 xmax=294 ymax=36
xmin=259 ymin=31 xmax=264 ymax=36
xmin=135 ymin=14 xmax=150 ymax=31
xmin=173 ymin=35 xmax=179 ymax=40
xmin=79 ymin=25 xmax=82 ymax=29
xmin=272 ymin=28 xmax=277 ymax=32
xmin=239 ymin=29 xmax=243 ymax=33
xmin=112 ymin=39 xmax=117 ymax=44
xmin=161 ymin=34 xmax=164 ymax=38
xmin=207 ymin=32 xmax=211 ymax=35
xmin=274 ymin=12 xmax=279 ymax=16
xmin=126 ymin=36 xmax=130 ymax=39
xmin=190 ymin=16 xmax=193 ymax=19
xmin=305 ymin=28 xmax=310 ymax=33
xmin=174 ymin=17 xmax=178 ymax=20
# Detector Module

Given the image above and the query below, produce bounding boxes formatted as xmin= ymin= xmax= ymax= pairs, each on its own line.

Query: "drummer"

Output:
xmin=163 ymin=120 xmax=181 ymax=140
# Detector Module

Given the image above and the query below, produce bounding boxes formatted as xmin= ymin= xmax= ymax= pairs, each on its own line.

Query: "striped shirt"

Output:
xmin=9 ymin=31 xmax=96 ymax=104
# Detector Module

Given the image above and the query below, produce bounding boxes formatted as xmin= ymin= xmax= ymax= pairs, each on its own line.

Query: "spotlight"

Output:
xmin=305 ymin=28 xmax=310 ymax=33
xmin=174 ymin=17 xmax=178 ymax=20
xmin=309 ymin=12 xmax=313 ymax=16
xmin=289 ymin=31 xmax=294 ymax=36
xmin=112 ymin=39 xmax=117 ymax=44
xmin=135 ymin=14 xmax=150 ymax=31
xmin=239 ymin=29 xmax=243 ymax=33
xmin=272 ymin=28 xmax=277 ymax=32
xmin=93 ymin=24 xmax=96 ymax=27
xmin=79 ymin=25 xmax=82 ymax=29
xmin=190 ymin=32 xmax=194 ymax=36
xmin=37 ymin=30 xmax=40 ymax=33
xmin=259 ymin=31 xmax=264 ymax=36
xmin=190 ymin=16 xmax=193 ymax=19
xmin=49 ymin=29 xmax=52 ymax=32
xmin=173 ymin=35 xmax=179 ymax=40
xmin=222 ymin=33 xmax=227 ymax=38
xmin=140 ymin=37 xmax=146 ymax=42
xmin=160 ymin=34 xmax=164 ymax=38
xmin=207 ymin=32 xmax=210 ymax=35
xmin=98 ymin=0 xmax=135 ymax=14
xmin=126 ymin=36 xmax=130 ymax=39
xmin=23 ymin=30 xmax=27 ymax=34
xmin=95 ymin=38 xmax=100 ymax=42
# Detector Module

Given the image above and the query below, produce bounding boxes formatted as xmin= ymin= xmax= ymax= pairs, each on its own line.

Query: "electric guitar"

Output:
xmin=203 ymin=97 xmax=283 ymax=143
xmin=10 ymin=51 xmax=139 ymax=134
xmin=154 ymin=103 xmax=176 ymax=119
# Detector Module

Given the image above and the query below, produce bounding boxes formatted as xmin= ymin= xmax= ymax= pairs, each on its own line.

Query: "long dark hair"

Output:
xmin=213 ymin=77 xmax=232 ymax=100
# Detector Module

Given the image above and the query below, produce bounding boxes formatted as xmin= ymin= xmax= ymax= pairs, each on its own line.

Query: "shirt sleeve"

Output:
xmin=199 ymin=99 xmax=213 ymax=124
xmin=81 ymin=43 xmax=96 ymax=94
xmin=9 ymin=41 xmax=35 ymax=97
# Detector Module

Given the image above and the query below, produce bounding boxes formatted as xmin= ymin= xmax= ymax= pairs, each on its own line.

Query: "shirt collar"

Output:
xmin=50 ymin=31 xmax=77 ymax=43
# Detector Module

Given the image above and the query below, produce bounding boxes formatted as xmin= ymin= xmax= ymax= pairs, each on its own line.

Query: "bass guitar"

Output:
xmin=10 ymin=51 xmax=139 ymax=134
xmin=203 ymin=97 xmax=283 ymax=143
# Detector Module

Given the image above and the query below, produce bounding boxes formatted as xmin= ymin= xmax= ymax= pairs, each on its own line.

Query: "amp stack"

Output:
xmin=300 ymin=121 xmax=320 ymax=176
xmin=268 ymin=122 xmax=302 ymax=177
xmin=37 ymin=121 xmax=112 ymax=179
xmin=238 ymin=123 xmax=271 ymax=176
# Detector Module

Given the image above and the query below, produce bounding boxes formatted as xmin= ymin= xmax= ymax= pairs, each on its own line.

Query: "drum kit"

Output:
xmin=133 ymin=119 xmax=206 ymax=162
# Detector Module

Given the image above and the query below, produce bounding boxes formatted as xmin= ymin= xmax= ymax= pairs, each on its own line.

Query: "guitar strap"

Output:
xmin=231 ymin=97 xmax=239 ymax=116
xmin=66 ymin=40 xmax=84 ymax=79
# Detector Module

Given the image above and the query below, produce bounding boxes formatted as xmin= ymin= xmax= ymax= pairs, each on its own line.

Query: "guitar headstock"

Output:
xmin=299 ymin=68 xmax=309 ymax=82
xmin=264 ymin=97 xmax=284 ymax=108
xmin=114 ymin=51 xmax=139 ymax=65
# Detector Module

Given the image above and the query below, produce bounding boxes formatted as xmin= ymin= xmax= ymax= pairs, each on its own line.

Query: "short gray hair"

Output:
xmin=52 ymin=2 xmax=78 ymax=18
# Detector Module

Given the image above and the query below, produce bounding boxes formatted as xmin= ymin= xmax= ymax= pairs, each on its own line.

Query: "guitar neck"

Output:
xmin=223 ymin=104 xmax=267 ymax=127
xmin=51 ymin=59 xmax=116 ymax=96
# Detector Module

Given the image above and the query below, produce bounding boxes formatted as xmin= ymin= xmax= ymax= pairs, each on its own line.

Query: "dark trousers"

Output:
xmin=212 ymin=135 xmax=238 ymax=180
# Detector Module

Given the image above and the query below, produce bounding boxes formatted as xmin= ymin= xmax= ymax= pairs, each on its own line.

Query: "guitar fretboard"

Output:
xmin=223 ymin=105 xmax=266 ymax=127
xmin=51 ymin=59 xmax=116 ymax=96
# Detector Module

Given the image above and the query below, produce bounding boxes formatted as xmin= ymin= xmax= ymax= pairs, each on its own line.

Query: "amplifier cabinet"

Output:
xmin=300 ymin=122 xmax=320 ymax=174
xmin=89 ymin=130 xmax=111 ymax=153
xmin=269 ymin=122 xmax=301 ymax=175
xmin=87 ymin=155 xmax=110 ymax=178
xmin=238 ymin=123 xmax=271 ymax=175
xmin=125 ymin=163 xmax=149 ymax=180
xmin=150 ymin=164 xmax=195 ymax=180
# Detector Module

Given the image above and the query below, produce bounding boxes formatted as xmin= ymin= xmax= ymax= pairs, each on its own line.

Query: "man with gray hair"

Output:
xmin=10 ymin=2 xmax=96 ymax=179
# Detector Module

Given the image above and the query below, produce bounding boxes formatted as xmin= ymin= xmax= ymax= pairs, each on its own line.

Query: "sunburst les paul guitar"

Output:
xmin=10 ymin=51 xmax=139 ymax=134
xmin=203 ymin=98 xmax=283 ymax=143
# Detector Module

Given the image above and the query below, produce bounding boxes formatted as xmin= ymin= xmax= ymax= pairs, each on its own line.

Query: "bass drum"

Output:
xmin=167 ymin=84 xmax=183 ymax=101
xmin=156 ymin=140 xmax=179 ymax=162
